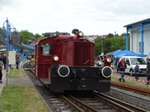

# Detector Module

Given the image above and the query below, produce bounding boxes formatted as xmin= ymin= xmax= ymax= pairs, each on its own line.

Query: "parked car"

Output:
xmin=121 ymin=56 xmax=147 ymax=75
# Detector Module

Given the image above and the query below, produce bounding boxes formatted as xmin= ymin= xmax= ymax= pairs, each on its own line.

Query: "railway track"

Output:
xmin=111 ymin=81 xmax=150 ymax=96
xmin=63 ymin=92 xmax=147 ymax=112
xmin=24 ymin=65 xmax=148 ymax=112
xmin=94 ymin=92 xmax=148 ymax=112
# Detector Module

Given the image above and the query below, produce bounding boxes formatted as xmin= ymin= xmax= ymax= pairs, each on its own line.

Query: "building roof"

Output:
xmin=124 ymin=18 xmax=150 ymax=28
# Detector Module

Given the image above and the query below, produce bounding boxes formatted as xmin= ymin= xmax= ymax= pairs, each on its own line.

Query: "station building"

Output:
xmin=124 ymin=18 xmax=150 ymax=55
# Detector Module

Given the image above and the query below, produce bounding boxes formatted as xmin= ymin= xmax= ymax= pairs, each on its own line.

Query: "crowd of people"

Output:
xmin=0 ymin=53 xmax=20 ymax=83
xmin=117 ymin=57 xmax=150 ymax=85
xmin=95 ymin=55 xmax=150 ymax=85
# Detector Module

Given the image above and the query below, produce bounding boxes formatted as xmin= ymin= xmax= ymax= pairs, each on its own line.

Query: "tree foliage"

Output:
xmin=34 ymin=33 xmax=41 ymax=39
xmin=107 ymin=33 xmax=114 ymax=38
xmin=33 ymin=33 xmax=46 ymax=41
xmin=20 ymin=30 xmax=34 ymax=44
xmin=19 ymin=30 xmax=47 ymax=44
xmin=95 ymin=35 xmax=126 ymax=56
xmin=37 ymin=36 xmax=46 ymax=40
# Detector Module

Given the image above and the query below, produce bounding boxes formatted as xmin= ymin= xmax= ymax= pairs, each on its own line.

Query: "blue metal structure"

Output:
xmin=3 ymin=18 xmax=16 ymax=51
xmin=124 ymin=18 xmax=150 ymax=55
xmin=2 ymin=18 xmax=35 ymax=55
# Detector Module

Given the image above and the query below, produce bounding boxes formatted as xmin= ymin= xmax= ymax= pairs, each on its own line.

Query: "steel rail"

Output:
xmin=61 ymin=95 xmax=84 ymax=112
xmin=68 ymin=95 xmax=98 ymax=112
xmin=95 ymin=92 xmax=148 ymax=112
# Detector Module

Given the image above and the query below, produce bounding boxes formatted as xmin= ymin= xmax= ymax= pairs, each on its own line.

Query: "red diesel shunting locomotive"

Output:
xmin=35 ymin=29 xmax=112 ymax=93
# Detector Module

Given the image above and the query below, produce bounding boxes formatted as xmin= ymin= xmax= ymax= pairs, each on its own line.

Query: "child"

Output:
xmin=134 ymin=63 xmax=140 ymax=80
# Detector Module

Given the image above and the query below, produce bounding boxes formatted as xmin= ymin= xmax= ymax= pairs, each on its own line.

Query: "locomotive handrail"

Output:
xmin=84 ymin=60 xmax=89 ymax=65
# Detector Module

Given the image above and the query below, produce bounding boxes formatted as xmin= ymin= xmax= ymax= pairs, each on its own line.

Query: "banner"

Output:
xmin=8 ymin=51 xmax=16 ymax=64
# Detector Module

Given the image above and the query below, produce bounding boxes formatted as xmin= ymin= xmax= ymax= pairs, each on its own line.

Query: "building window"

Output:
xmin=139 ymin=42 xmax=144 ymax=53
xmin=139 ymin=42 xmax=141 ymax=53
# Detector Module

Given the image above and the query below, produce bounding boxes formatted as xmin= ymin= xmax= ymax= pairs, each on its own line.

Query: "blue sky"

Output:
xmin=0 ymin=0 xmax=150 ymax=35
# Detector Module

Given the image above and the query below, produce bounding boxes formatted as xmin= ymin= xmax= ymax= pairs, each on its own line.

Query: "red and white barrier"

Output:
xmin=112 ymin=75 xmax=150 ymax=82
xmin=116 ymin=71 xmax=147 ymax=75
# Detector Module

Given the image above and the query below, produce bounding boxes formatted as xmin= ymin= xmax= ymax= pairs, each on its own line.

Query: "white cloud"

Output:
xmin=0 ymin=0 xmax=150 ymax=35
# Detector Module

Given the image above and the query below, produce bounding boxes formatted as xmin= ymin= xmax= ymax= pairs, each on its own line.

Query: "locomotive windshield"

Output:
xmin=41 ymin=43 xmax=52 ymax=56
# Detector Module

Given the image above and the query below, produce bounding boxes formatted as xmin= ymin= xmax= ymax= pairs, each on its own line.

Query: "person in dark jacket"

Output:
xmin=0 ymin=57 xmax=3 ymax=83
xmin=117 ymin=58 xmax=126 ymax=82
xmin=2 ymin=53 xmax=7 ymax=69
xmin=146 ymin=58 xmax=150 ymax=85
xmin=134 ymin=63 xmax=140 ymax=81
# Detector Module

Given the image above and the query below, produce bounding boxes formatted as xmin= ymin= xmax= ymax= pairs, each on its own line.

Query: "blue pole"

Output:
xmin=126 ymin=29 xmax=129 ymax=50
xmin=6 ymin=18 xmax=10 ymax=51
xmin=6 ymin=18 xmax=12 ymax=51
xmin=141 ymin=26 xmax=144 ymax=55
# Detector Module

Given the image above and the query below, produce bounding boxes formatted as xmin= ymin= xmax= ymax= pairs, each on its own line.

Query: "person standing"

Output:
xmin=2 ymin=53 xmax=7 ymax=69
xmin=16 ymin=55 xmax=20 ymax=69
xmin=134 ymin=63 xmax=140 ymax=81
xmin=146 ymin=57 xmax=150 ymax=85
xmin=0 ymin=60 xmax=3 ymax=83
xmin=118 ymin=58 xmax=126 ymax=82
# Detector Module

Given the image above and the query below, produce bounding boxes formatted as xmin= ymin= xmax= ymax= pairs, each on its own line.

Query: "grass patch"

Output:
xmin=9 ymin=69 xmax=28 ymax=78
xmin=0 ymin=86 xmax=50 ymax=112
xmin=111 ymin=77 xmax=150 ymax=89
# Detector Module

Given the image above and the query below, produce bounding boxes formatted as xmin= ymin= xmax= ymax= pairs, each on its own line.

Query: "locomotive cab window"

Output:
xmin=41 ymin=43 xmax=52 ymax=56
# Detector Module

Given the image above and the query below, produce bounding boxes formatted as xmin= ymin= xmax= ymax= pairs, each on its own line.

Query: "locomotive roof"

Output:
xmin=42 ymin=32 xmax=70 ymax=37
xmin=36 ymin=34 xmax=94 ymax=45
xmin=38 ymin=35 xmax=75 ymax=42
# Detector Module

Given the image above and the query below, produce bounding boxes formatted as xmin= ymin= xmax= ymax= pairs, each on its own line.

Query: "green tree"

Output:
xmin=37 ymin=36 xmax=46 ymax=40
xmin=107 ymin=33 xmax=114 ymax=38
xmin=20 ymin=30 xmax=34 ymax=44
xmin=34 ymin=33 xmax=41 ymax=39
xmin=95 ymin=35 xmax=126 ymax=56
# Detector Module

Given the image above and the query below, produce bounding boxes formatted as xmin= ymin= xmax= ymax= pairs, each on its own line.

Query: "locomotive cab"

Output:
xmin=35 ymin=30 xmax=112 ymax=93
